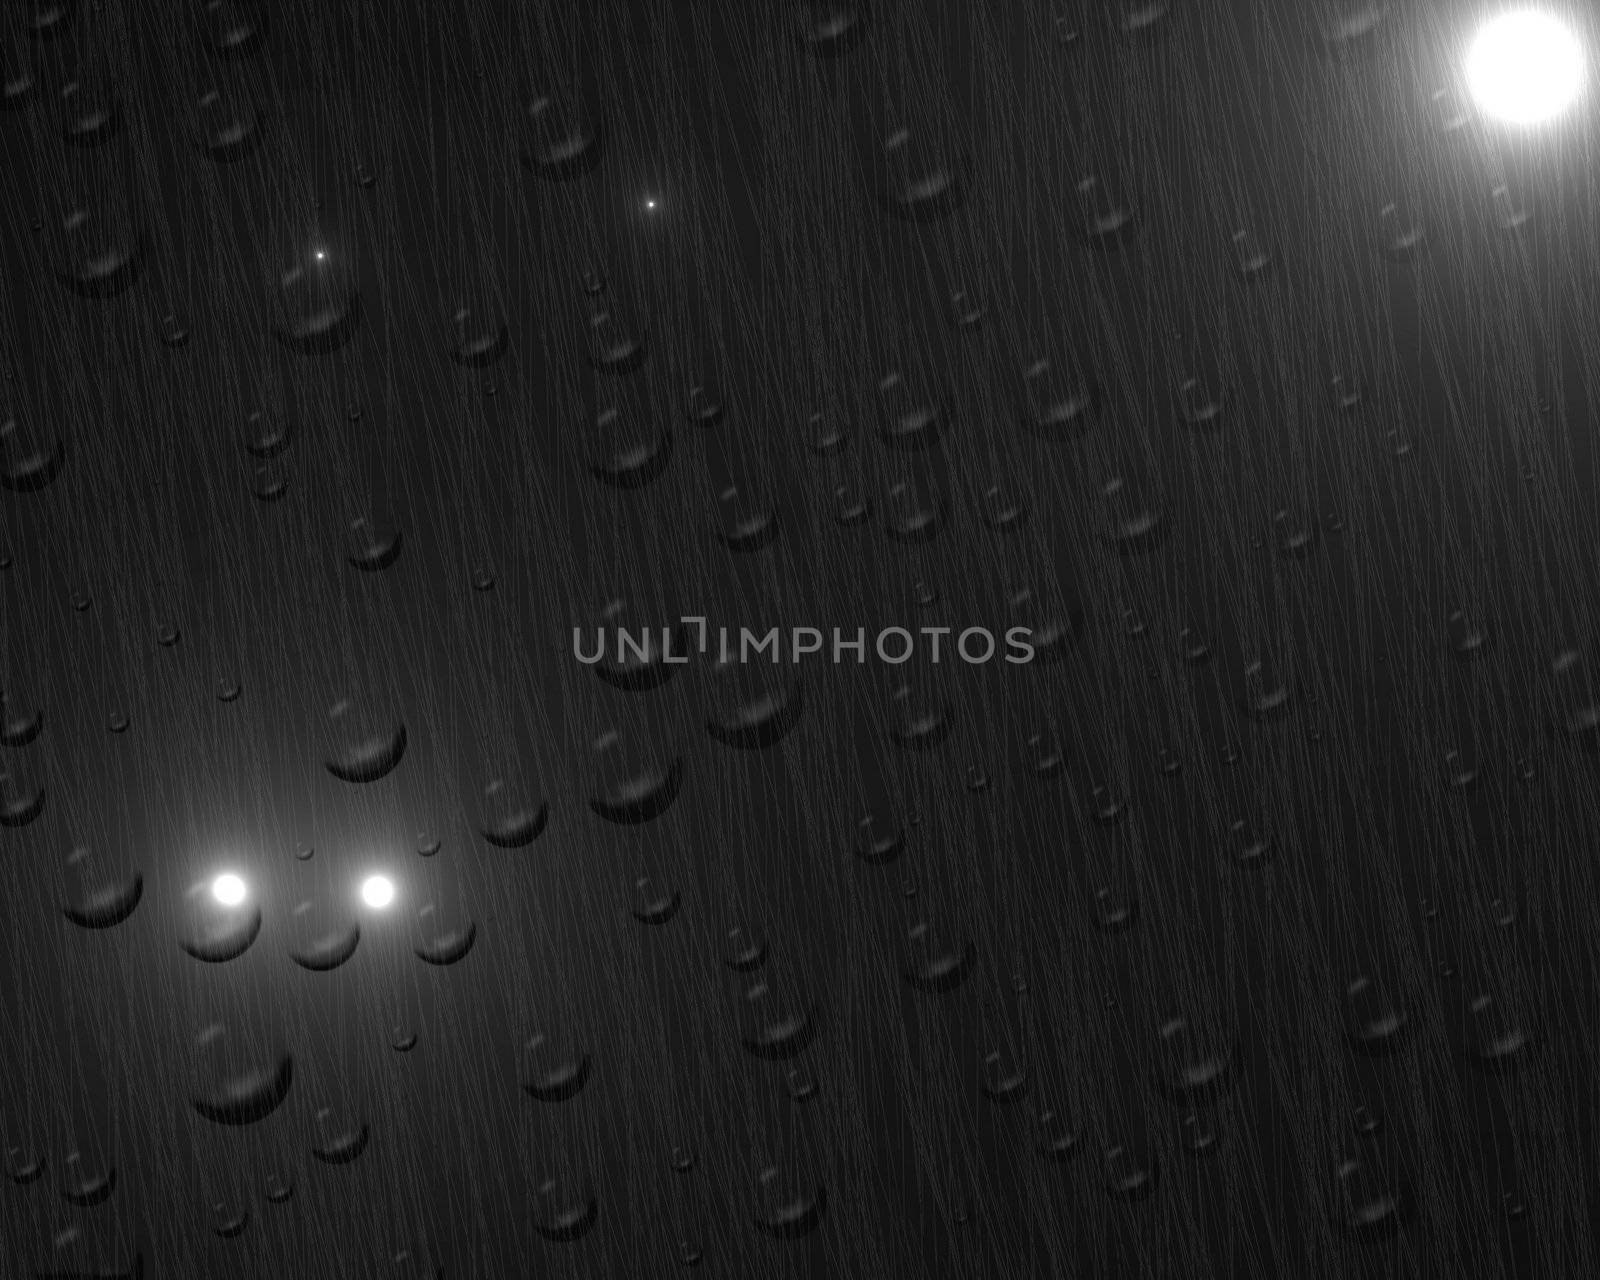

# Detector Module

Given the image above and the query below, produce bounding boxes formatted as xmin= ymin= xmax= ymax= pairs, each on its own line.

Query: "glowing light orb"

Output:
xmin=1466 ymin=11 xmax=1584 ymax=125
xmin=645 ymin=199 xmax=658 ymax=211
xmin=360 ymin=875 xmax=395 ymax=909
xmin=211 ymin=873 xmax=248 ymax=907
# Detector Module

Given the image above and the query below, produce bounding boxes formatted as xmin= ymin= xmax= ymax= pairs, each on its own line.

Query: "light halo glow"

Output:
xmin=1466 ymin=11 xmax=1584 ymax=125
xmin=360 ymin=874 xmax=396 ymax=910
xmin=211 ymin=873 xmax=248 ymax=907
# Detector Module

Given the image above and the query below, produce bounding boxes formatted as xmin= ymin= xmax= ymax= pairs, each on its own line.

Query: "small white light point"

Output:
xmin=361 ymin=875 xmax=395 ymax=910
xmin=645 ymin=198 xmax=658 ymax=211
xmin=211 ymin=873 xmax=248 ymax=908
xmin=1467 ymin=11 xmax=1585 ymax=125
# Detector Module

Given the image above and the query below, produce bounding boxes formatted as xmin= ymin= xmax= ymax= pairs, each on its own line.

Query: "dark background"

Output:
xmin=3 ymin=0 xmax=1599 ymax=1275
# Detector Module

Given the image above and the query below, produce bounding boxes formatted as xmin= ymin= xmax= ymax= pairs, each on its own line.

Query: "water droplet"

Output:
xmin=1 ymin=695 xmax=42 ymax=747
xmin=1180 ymin=1112 xmax=1221 ymax=1158
xmin=1177 ymin=374 xmax=1225 ymax=430
xmin=753 ymin=1167 xmax=826 ymax=1239
xmin=7 ymin=1145 xmax=43 ymax=1185
xmin=346 ymin=517 xmax=403 ymax=572
xmin=180 ymin=880 xmax=261 ymax=963
xmin=1115 ymin=0 xmax=1170 ymax=38
xmin=833 ymin=482 xmax=871 ymax=527
xmin=877 ymin=369 xmax=944 ymax=451
xmin=798 ymin=3 xmax=867 ymax=58
xmin=1491 ymin=184 xmax=1533 ymax=235
xmin=1156 ymin=1016 xmax=1232 ymax=1102
xmin=903 ymin=920 xmax=976 ymax=994
xmin=724 ymin=926 xmax=767 ymax=972
xmin=1094 ymin=885 xmax=1138 ymax=933
xmin=879 ymin=127 xmax=965 ymax=223
xmin=1242 ymin=656 xmax=1291 ymax=721
xmin=1344 ymin=975 xmax=1408 ymax=1056
xmin=192 ymin=1031 xmax=294 ymax=1127
xmin=714 ymin=485 xmax=779 ymax=553
xmin=1231 ymin=227 xmax=1273 ymax=278
xmin=686 ymin=383 xmax=725 ymax=428
xmin=1102 ymin=474 xmax=1165 ymax=554
xmin=251 ymin=460 xmax=290 ymax=501
xmin=740 ymin=977 xmax=817 ymax=1061
xmin=448 ymin=303 xmax=507 ymax=369
xmin=589 ymin=733 xmax=683 ymax=825
xmin=324 ymin=700 xmax=406 ymax=782
xmin=1105 ymin=1142 xmax=1158 ymax=1201
xmin=60 ymin=75 xmax=123 ymax=149
xmin=202 ymin=1 xmax=266 ymax=60
xmin=62 ymin=847 xmax=143 ymax=930
xmin=192 ymin=81 xmax=265 ymax=162
xmin=1320 ymin=3 xmax=1391 ymax=60
xmin=311 ymin=1109 xmax=370 ymax=1165
xmin=1036 ymin=1109 xmax=1081 ymax=1161
xmin=1431 ymin=85 xmax=1471 ymax=133
xmin=414 ymin=910 xmax=477 ymax=966
xmin=631 ymin=876 xmax=681 ymax=926
xmin=521 ymin=1033 xmax=591 ymax=1102
xmin=2 ymin=38 xmax=36 ymax=112
xmin=533 ymin=1173 xmax=598 ymax=1242
xmin=287 ymin=901 xmax=361 ymax=971
xmin=1446 ymin=609 xmax=1487 ymax=658
xmin=271 ymin=241 xmax=362 ymax=355
xmin=982 ymin=1048 xmax=1027 ymax=1103
xmin=1 ymin=412 xmax=65 ymax=493
xmin=1078 ymin=174 xmax=1136 ymax=246
xmin=1229 ymin=819 xmax=1275 ymax=870
xmin=704 ymin=668 xmax=800 ymax=748
xmin=212 ymin=1200 xmax=249 ymax=1239
xmin=1443 ymin=747 xmax=1478 ymax=791
xmin=785 ymin=1066 xmax=818 ymax=1103
xmin=1377 ymin=199 xmax=1426 ymax=261
xmin=156 ymin=304 xmax=193 ymax=348
xmin=1026 ymin=722 xmax=1067 ymax=779
xmin=1336 ymin=1155 xmax=1411 ymax=1238
xmin=1274 ymin=509 xmax=1318 ymax=559
xmin=1548 ymin=649 xmax=1600 ymax=746
xmin=480 ymin=778 xmax=549 ymax=847
xmin=519 ymin=94 xmax=606 ymax=181
xmin=853 ymin=809 xmax=905 ymax=865
xmin=1330 ymin=373 xmax=1363 ymax=413
xmin=61 ymin=1151 xmax=116 ymax=1207
xmin=1021 ymin=355 xmax=1097 ymax=442
xmin=809 ymin=411 xmax=849 ymax=456
xmin=1462 ymin=991 xmax=1529 ymax=1071
xmin=883 ymin=474 xmax=946 ymax=543
xmin=981 ymin=482 xmax=1026 ymax=531
xmin=948 ymin=286 xmax=985 ymax=330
